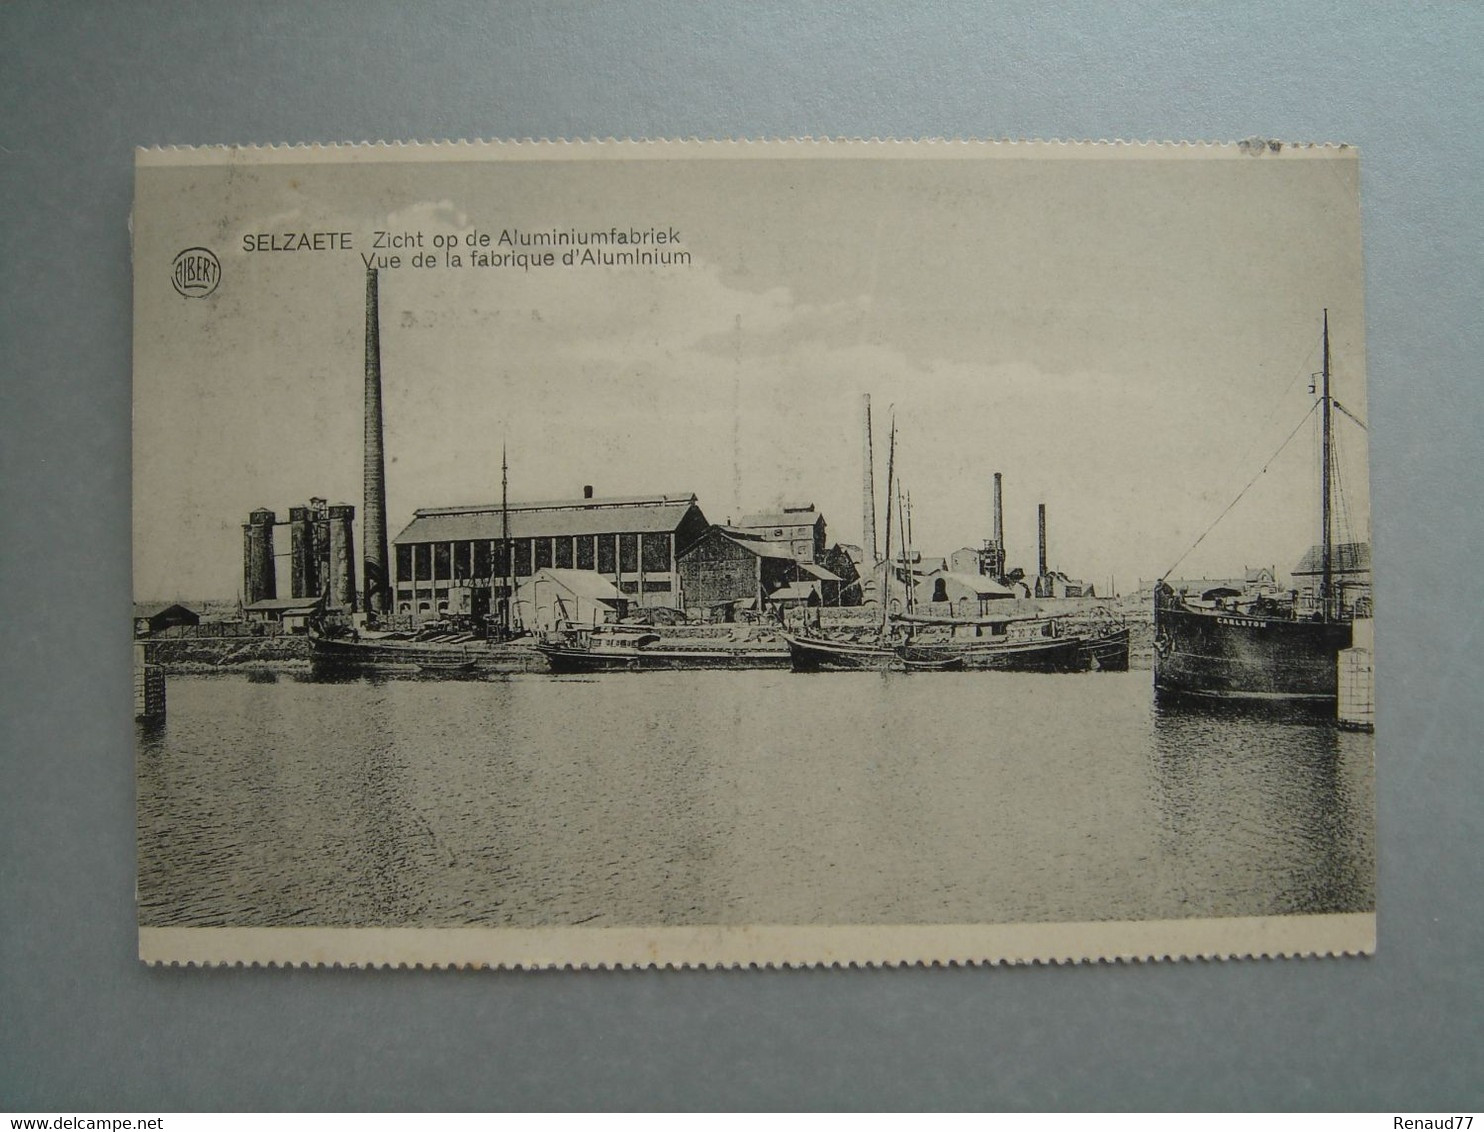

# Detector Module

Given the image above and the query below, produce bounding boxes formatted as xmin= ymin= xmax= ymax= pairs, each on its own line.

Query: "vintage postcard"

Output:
xmin=133 ymin=139 xmax=1374 ymax=967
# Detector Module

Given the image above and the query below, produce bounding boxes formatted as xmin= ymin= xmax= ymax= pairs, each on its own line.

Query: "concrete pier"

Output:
xmin=1338 ymin=618 xmax=1374 ymax=730
xmin=133 ymin=641 xmax=165 ymax=721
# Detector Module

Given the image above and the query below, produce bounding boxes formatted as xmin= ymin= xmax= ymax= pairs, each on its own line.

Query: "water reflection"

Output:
xmin=1150 ymin=696 xmax=1374 ymax=917
xmin=139 ymin=672 xmax=1374 ymax=929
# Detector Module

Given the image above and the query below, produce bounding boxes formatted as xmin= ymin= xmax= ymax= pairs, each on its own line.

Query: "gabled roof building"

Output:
xmin=390 ymin=490 xmax=709 ymax=621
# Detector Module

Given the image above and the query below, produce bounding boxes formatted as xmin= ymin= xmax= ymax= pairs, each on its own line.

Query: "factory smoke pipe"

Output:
xmin=993 ymin=472 xmax=1003 ymax=547
xmin=861 ymin=394 xmax=878 ymax=564
xmin=362 ymin=268 xmax=390 ymax=615
xmin=1038 ymin=503 xmax=1048 ymax=578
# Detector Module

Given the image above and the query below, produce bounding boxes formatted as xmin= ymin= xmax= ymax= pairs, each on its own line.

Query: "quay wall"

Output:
xmin=145 ymin=635 xmax=310 ymax=671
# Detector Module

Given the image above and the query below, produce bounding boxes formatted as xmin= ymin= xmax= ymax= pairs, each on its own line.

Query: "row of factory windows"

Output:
xmin=394 ymin=534 xmax=676 ymax=585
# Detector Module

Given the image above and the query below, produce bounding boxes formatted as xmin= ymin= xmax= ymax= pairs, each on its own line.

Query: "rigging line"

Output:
xmin=1160 ymin=401 xmax=1320 ymax=583
xmin=1333 ymin=400 xmax=1368 ymax=431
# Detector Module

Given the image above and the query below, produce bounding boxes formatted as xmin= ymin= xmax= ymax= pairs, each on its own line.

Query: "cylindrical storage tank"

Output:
xmin=328 ymin=504 xmax=358 ymax=611
xmin=246 ymin=508 xmax=276 ymax=602
xmin=288 ymin=505 xmax=312 ymax=599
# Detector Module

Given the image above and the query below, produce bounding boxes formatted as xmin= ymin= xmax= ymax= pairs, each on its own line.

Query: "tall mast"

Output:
xmin=899 ymin=485 xmax=914 ymax=615
xmin=881 ymin=415 xmax=896 ymax=629
xmin=500 ymin=442 xmax=511 ymax=636
xmin=1321 ymin=309 xmax=1333 ymax=621
xmin=861 ymin=394 xmax=878 ymax=566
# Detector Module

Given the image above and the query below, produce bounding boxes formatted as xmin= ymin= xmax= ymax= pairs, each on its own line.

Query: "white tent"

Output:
xmin=513 ymin=568 xmax=626 ymax=633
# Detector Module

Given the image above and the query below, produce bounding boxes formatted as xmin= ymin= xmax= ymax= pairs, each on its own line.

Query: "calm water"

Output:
xmin=137 ymin=671 xmax=1374 ymax=928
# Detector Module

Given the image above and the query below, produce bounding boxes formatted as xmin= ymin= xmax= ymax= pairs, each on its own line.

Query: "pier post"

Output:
xmin=133 ymin=641 xmax=165 ymax=721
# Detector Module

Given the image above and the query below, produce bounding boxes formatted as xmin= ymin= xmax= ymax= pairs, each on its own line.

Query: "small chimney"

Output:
xmin=583 ymin=485 xmax=594 ymax=500
xmin=1038 ymin=503 xmax=1048 ymax=577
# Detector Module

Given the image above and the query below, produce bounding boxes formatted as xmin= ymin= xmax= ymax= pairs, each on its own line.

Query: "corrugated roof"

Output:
xmin=518 ymin=568 xmax=623 ymax=602
xmin=133 ymin=602 xmax=197 ymax=620
xmin=1292 ymin=541 xmax=1371 ymax=576
xmin=714 ymin=530 xmax=798 ymax=561
xmin=770 ymin=582 xmax=820 ymax=601
xmin=928 ymin=571 xmax=1017 ymax=597
xmin=245 ymin=597 xmax=322 ymax=612
xmin=737 ymin=509 xmax=823 ymax=530
xmin=394 ymin=493 xmax=702 ymax=544
xmin=797 ymin=562 xmax=842 ymax=582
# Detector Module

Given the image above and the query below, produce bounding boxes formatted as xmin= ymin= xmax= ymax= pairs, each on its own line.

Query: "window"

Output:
xmin=534 ymin=538 xmax=553 ymax=570
xmin=619 ymin=533 xmax=639 ymax=573
xmin=641 ymin=532 xmax=670 ymax=573
xmin=414 ymin=543 xmax=432 ymax=581
xmin=576 ymin=536 xmax=595 ymax=570
xmin=513 ymin=539 xmax=533 ymax=577
xmin=395 ymin=543 xmax=413 ymax=585
xmin=493 ymin=540 xmax=510 ymax=579
xmin=597 ymin=536 xmax=616 ymax=574
xmin=555 ymin=538 xmax=574 ymax=569
xmin=453 ymin=541 xmax=472 ymax=580
xmin=473 ymin=540 xmax=491 ymax=578
xmin=433 ymin=542 xmax=450 ymax=579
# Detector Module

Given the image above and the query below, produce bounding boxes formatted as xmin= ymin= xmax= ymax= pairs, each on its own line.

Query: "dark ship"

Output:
xmin=1153 ymin=312 xmax=1368 ymax=705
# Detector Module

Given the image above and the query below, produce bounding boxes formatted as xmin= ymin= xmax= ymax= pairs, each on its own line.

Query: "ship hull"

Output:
xmin=1078 ymin=627 xmax=1131 ymax=672
xmin=309 ymin=631 xmax=481 ymax=671
xmin=785 ymin=631 xmax=1082 ymax=673
xmin=899 ymin=635 xmax=1083 ymax=673
xmin=783 ymin=633 xmax=897 ymax=672
xmin=536 ymin=643 xmax=789 ymax=673
xmin=1153 ymin=599 xmax=1351 ymax=702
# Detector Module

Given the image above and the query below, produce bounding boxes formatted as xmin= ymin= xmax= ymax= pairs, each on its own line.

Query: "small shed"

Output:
xmin=243 ymin=596 xmax=323 ymax=633
xmin=133 ymin=602 xmax=200 ymax=637
xmin=514 ymin=568 xmax=627 ymax=633
xmin=769 ymin=581 xmax=823 ymax=608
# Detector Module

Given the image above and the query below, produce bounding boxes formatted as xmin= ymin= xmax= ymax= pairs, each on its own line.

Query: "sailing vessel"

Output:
xmin=535 ymin=623 xmax=788 ymax=672
xmin=1153 ymin=312 xmax=1366 ymax=704
xmin=307 ymin=622 xmax=492 ymax=672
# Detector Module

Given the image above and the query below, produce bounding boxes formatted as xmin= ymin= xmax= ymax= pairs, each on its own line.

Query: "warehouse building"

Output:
xmin=390 ymin=489 xmax=710 ymax=624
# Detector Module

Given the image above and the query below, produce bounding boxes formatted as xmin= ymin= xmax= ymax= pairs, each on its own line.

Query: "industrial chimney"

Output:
xmin=362 ymin=267 xmax=390 ymax=616
xmin=1038 ymin=502 xmax=1048 ymax=578
xmin=861 ymin=394 xmax=878 ymax=564
xmin=993 ymin=472 xmax=1004 ymax=548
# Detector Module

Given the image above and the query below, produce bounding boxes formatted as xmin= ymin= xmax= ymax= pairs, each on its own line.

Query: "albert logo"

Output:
xmin=171 ymin=246 xmax=221 ymax=298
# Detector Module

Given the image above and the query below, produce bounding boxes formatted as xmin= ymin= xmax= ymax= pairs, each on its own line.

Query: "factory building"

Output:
xmin=676 ymin=527 xmax=841 ymax=615
xmin=390 ymin=489 xmax=710 ymax=624
xmin=732 ymin=503 xmax=828 ymax=563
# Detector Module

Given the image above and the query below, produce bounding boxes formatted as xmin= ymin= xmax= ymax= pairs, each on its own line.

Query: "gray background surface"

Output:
xmin=1 ymin=0 xmax=1480 ymax=1111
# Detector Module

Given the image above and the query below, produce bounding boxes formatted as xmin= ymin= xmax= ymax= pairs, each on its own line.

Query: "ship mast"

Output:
xmin=881 ymin=415 xmax=896 ymax=633
xmin=1321 ymin=309 xmax=1333 ymax=622
xmin=501 ymin=442 xmax=512 ymax=636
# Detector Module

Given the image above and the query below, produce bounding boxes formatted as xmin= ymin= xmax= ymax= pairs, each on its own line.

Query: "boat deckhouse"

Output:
xmin=391 ymin=490 xmax=709 ymax=623
xmin=1292 ymin=540 xmax=1372 ymax=616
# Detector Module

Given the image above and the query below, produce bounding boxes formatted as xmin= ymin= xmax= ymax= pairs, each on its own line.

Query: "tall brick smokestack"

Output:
xmin=861 ymin=394 xmax=878 ymax=564
xmin=1038 ymin=502 xmax=1048 ymax=578
xmin=993 ymin=472 xmax=1003 ymax=547
xmin=362 ymin=268 xmax=390 ymax=615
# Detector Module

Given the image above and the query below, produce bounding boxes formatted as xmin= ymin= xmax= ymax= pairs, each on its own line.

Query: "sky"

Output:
xmin=133 ymin=142 xmax=1368 ymax=601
